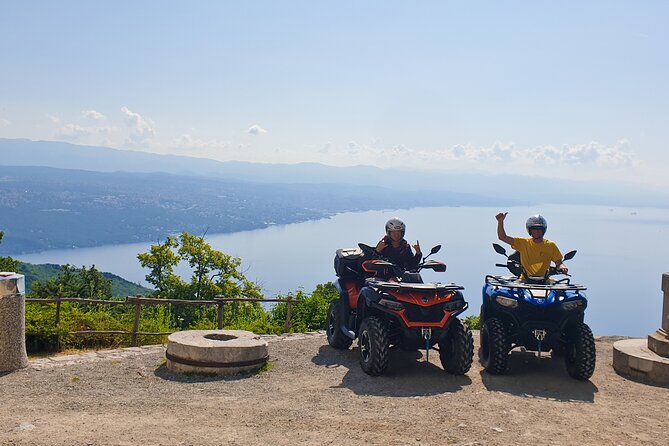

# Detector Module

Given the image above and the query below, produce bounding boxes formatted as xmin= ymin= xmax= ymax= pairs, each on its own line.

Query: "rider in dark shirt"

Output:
xmin=375 ymin=217 xmax=421 ymax=271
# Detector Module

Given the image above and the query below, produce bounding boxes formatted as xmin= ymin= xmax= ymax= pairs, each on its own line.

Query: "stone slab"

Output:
xmin=166 ymin=330 xmax=268 ymax=375
xmin=648 ymin=329 xmax=669 ymax=357
xmin=613 ymin=338 xmax=669 ymax=385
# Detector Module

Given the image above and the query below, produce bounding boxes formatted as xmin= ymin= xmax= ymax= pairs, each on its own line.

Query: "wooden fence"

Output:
xmin=25 ymin=295 xmax=297 ymax=347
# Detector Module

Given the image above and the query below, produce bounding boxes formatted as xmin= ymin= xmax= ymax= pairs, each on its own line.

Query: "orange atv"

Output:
xmin=327 ymin=243 xmax=473 ymax=376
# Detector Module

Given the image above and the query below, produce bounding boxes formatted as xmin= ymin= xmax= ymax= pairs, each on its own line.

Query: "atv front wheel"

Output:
xmin=439 ymin=318 xmax=474 ymax=375
xmin=479 ymin=317 xmax=510 ymax=374
xmin=326 ymin=301 xmax=353 ymax=350
xmin=358 ymin=316 xmax=389 ymax=376
xmin=564 ymin=322 xmax=596 ymax=380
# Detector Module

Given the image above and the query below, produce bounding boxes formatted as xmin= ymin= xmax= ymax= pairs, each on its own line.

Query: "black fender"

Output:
xmin=360 ymin=286 xmax=381 ymax=306
xmin=333 ymin=279 xmax=349 ymax=301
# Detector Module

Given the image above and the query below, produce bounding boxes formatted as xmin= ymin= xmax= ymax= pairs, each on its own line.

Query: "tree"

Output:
xmin=136 ymin=236 xmax=182 ymax=297
xmin=137 ymin=231 xmax=264 ymax=329
xmin=29 ymin=265 xmax=113 ymax=299
xmin=0 ymin=231 xmax=20 ymax=272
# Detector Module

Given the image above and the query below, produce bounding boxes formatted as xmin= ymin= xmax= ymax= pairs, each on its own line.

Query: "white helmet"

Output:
xmin=525 ymin=214 xmax=548 ymax=235
xmin=385 ymin=217 xmax=406 ymax=237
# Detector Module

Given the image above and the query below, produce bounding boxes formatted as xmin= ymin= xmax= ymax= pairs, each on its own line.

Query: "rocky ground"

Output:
xmin=1 ymin=332 xmax=668 ymax=446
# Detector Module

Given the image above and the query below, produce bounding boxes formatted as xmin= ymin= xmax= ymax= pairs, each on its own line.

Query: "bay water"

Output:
xmin=12 ymin=204 xmax=669 ymax=337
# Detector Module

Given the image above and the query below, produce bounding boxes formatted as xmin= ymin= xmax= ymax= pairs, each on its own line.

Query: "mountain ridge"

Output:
xmin=2 ymin=138 xmax=665 ymax=205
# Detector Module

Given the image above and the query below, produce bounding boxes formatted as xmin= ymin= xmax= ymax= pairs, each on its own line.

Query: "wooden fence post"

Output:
xmin=284 ymin=298 xmax=292 ymax=333
xmin=217 ymin=299 xmax=224 ymax=329
xmin=130 ymin=296 xmax=141 ymax=347
xmin=54 ymin=294 xmax=62 ymax=350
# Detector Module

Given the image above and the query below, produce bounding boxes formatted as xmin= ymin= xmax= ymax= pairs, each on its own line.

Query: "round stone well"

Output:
xmin=166 ymin=330 xmax=268 ymax=375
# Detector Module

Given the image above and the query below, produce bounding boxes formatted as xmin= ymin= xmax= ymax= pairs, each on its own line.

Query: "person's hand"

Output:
xmin=413 ymin=240 xmax=421 ymax=255
xmin=495 ymin=212 xmax=508 ymax=222
xmin=558 ymin=264 xmax=568 ymax=274
xmin=375 ymin=238 xmax=387 ymax=253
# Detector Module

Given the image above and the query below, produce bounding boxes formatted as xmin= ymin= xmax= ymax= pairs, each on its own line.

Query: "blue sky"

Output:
xmin=1 ymin=1 xmax=667 ymax=189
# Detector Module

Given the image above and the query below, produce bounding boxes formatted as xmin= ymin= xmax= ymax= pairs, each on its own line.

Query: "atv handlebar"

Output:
xmin=548 ymin=266 xmax=571 ymax=277
xmin=358 ymin=242 xmax=446 ymax=277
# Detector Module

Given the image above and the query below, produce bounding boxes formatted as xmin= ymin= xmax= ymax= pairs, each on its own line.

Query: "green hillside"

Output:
xmin=18 ymin=262 xmax=153 ymax=297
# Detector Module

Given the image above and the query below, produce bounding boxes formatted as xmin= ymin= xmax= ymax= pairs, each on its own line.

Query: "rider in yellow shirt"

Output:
xmin=495 ymin=212 xmax=567 ymax=278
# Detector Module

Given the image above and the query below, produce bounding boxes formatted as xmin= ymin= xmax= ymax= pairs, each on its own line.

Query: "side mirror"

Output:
xmin=493 ymin=243 xmax=508 ymax=256
xmin=563 ymin=250 xmax=577 ymax=261
xmin=430 ymin=245 xmax=441 ymax=255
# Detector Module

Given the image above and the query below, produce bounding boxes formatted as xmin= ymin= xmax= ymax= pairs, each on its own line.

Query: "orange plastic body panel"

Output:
xmin=388 ymin=290 xmax=456 ymax=328
xmin=345 ymin=281 xmax=361 ymax=309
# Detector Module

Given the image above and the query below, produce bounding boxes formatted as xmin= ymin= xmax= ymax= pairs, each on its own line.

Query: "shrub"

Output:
xmin=463 ymin=314 xmax=481 ymax=330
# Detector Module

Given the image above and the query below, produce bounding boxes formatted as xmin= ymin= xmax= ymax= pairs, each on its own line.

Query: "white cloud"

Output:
xmin=527 ymin=141 xmax=633 ymax=168
xmin=490 ymin=142 xmax=513 ymax=161
xmin=171 ymin=134 xmax=230 ymax=152
xmin=81 ymin=110 xmax=106 ymax=120
xmin=0 ymin=117 xmax=10 ymax=127
xmin=450 ymin=144 xmax=466 ymax=158
xmin=55 ymin=123 xmax=115 ymax=141
xmin=121 ymin=106 xmax=155 ymax=147
xmin=46 ymin=114 xmax=61 ymax=124
xmin=308 ymin=139 xmax=635 ymax=174
xmin=247 ymin=124 xmax=267 ymax=135
xmin=55 ymin=124 xmax=94 ymax=139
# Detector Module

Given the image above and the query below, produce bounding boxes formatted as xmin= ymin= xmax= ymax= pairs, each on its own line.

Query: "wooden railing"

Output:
xmin=25 ymin=295 xmax=297 ymax=347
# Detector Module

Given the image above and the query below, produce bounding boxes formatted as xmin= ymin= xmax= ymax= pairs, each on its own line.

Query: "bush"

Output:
xmin=463 ymin=314 xmax=481 ymax=330
xmin=270 ymin=283 xmax=338 ymax=333
xmin=24 ymin=281 xmax=342 ymax=354
xmin=25 ymin=300 xmax=173 ymax=353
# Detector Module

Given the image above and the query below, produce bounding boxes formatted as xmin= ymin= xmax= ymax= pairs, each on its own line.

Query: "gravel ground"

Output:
xmin=1 ymin=332 xmax=668 ymax=446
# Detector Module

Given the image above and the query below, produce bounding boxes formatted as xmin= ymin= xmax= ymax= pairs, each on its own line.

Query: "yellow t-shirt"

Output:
xmin=511 ymin=237 xmax=563 ymax=277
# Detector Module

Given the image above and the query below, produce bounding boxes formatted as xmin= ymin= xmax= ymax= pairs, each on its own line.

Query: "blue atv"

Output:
xmin=479 ymin=243 xmax=596 ymax=380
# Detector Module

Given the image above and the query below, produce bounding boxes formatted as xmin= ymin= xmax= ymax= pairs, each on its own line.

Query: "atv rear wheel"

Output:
xmin=358 ymin=316 xmax=389 ymax=376
xmin=326 ymin=301 xmax=353 ymax=350
xmin=479 ymin=317 xmax=510 ymax=375
xmin=439 ymin=318 xmax=474 ymax=375
xmin=564 ymin=322 xmax=596 ymax=380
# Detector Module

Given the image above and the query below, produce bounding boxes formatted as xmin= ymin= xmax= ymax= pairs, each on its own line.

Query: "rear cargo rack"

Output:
xmin=367 ymin=279 xmax=464 ymax=292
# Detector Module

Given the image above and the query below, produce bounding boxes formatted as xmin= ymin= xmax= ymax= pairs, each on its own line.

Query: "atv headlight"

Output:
xmin=443 ymin=300 xmax=465 ymax=312
xmin=495 ymin=296 xmax=518 ymax=308
xmin=561 ymin=300 xmax=584 ymax=311
xmin=378 ymin=298 xmax=404 ymax=311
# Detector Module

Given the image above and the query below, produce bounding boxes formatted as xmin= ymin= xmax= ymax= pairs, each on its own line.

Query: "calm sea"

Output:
xmin=11 ymin=204 xmax=669 ymax=337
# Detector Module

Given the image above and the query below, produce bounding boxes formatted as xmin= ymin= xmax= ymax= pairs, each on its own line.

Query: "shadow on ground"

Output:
xmin=479 ymin=350 xmax=598 ymax=402
xmin=153 ymin=364 xmax=262 ymax=383
xmin=312 ymin=344 xmax=472 ymax=397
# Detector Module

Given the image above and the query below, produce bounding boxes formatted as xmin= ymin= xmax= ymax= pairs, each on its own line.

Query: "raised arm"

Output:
xmin=496 ymin=212 xmax=515 ymax=246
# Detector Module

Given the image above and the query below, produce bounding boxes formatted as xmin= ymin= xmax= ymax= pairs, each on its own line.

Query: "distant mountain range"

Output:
xmin=0 ymin=138 xmax=666 ymax=254
xmin=2 ymin=138 xmax=665 ymax=204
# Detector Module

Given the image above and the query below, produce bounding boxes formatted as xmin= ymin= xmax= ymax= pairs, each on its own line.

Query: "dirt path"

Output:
xmin=1 ymin=332 xmax=668 ymax=446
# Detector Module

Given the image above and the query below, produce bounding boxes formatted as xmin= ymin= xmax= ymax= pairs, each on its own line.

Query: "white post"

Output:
xmin=0 ymin=273 xmax=28 ymax=372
